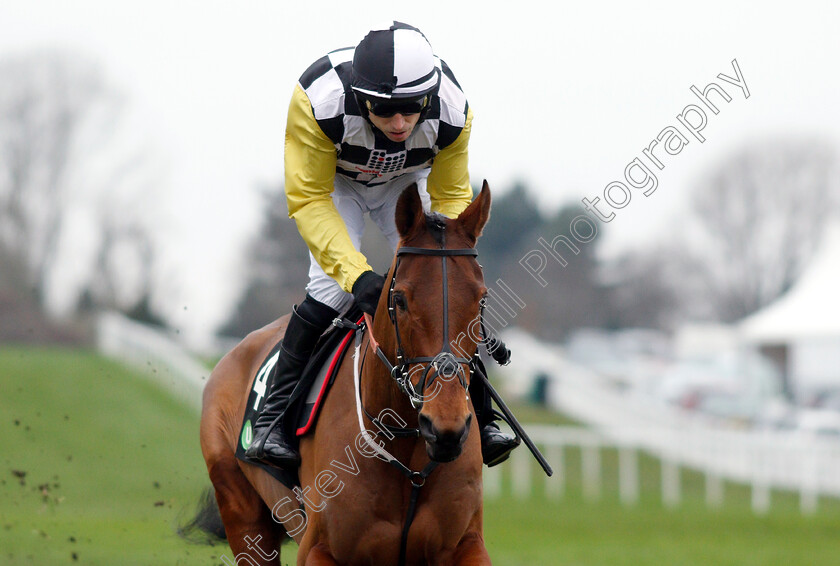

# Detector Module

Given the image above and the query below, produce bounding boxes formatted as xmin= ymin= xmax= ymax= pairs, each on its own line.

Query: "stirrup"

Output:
xmin=244 ymin=412 xmax=285 ymax=459
xmin=245 ymin=422 xmax=300 ymax=468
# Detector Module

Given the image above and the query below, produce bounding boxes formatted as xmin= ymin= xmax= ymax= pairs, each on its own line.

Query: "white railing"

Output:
xmin=485 ymin=424 xmax=840 ymax=514
xmin=96 ymin=315 xmax=840 ymax=515
xmin=493 ymin=330 xmax=840 ymax=514
xmin=96 ymin=311 xmax=208 ymax=410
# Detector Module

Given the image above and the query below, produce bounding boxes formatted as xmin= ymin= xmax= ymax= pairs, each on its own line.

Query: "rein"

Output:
xmin=353 ymin=243 xmax=478 ymax=566
xmin=340 ymin=235 xmax=555 ymax=563
xmin=352 ymin=316 xmax=437 ymax=566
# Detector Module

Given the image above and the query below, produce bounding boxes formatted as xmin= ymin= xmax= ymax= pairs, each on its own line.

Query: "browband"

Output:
xmin=396 ymin=247 xmax=477 ymax=257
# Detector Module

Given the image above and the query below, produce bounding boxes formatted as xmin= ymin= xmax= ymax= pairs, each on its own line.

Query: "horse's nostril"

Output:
xmin=419 ymin=413 xmax=472 ymax=454
xmin=418 ymin=413 xmax=435 ymax=438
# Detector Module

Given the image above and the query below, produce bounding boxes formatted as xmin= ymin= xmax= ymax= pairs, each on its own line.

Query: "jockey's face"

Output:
xmin=368 ymin=112 xmax=420 ymax=143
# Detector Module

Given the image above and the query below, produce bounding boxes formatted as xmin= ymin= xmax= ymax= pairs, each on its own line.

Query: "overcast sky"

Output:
xmin=1 ymin=1 xmax=838 ymax=344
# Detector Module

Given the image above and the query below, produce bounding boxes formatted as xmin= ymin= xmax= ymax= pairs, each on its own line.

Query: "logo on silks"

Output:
xmin=241 ymin=420 xmax=253 ymax=449
xmin=366 ymin=149 xmax=406 ymax=175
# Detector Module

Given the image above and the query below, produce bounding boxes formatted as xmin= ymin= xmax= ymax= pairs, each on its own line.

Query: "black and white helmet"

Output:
xmin=352 ymin=22 xmax=441 ymax=117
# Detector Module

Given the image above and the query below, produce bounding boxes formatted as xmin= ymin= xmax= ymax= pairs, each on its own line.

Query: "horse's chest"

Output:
xmin=329 ymin=515 xmax=457 ymax=566
xmin=317 ymin=482 xmax=479 ymax=564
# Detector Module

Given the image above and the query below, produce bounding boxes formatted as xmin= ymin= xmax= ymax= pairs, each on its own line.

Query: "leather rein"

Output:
xmin=351 ymin=243 xmax=482 ymax=566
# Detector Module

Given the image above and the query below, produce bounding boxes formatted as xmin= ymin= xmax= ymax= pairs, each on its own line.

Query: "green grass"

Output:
xmin=2 ymin=346 xmax=839 ymax=565
xmin=502 ymin=398 xmax=582 ymax=427
xmin=484 ymin=494 xmax=840 ymax=566
xmin=483 ymin=438 xmax=840 ymax=565
xmin=0 ymin=347 xmax=230 ymax=565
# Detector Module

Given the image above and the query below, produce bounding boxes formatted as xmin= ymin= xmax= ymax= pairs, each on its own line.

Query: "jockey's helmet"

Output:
xmin=351 ymin=22 xmax=441 ymax=119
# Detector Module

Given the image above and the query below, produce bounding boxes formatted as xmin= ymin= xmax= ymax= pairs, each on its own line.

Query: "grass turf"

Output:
xmin=2 ymin=346 xmax=839 ymax=565
xmin=0 ymin=347 xmax=230 ymax=565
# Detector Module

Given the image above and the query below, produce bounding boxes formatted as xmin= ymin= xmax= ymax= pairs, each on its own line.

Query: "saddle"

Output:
xmin=235 ymin=306 xmax=364 ymax=489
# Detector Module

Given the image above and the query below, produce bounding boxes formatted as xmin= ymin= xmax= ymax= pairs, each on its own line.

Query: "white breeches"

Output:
xmin=305 ymin=171 xmax=431 ymax=312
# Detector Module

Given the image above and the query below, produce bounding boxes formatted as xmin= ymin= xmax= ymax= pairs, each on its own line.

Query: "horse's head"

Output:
xmin=378 ymin=181 xmax=491 ymax=463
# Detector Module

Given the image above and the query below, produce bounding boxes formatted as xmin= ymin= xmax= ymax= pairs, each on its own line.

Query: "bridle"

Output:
xmin=348 ymin=239 xmax=546 ymax=566
xmin=352 ymin=242 xmax=480 ymax=566
xmin=367 ymin=245 xmax=479 ymax=409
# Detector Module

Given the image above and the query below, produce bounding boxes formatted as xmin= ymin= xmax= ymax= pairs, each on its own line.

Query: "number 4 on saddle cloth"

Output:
xmin=235 ymin=307 xmax=366 ymax=490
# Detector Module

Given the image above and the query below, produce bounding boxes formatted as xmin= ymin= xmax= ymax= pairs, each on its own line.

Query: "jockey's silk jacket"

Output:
xmin=284 ymin=46 xmax=474 ymax=293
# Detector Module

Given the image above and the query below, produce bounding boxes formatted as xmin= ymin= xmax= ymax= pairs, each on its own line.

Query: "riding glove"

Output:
xmin=352 ymin=271 xmax=385 ymax=316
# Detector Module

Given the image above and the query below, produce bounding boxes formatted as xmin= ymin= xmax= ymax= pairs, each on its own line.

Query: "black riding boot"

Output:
xmin=244 ymin=296 xmax=336 ymax=469
xmin=470 ymin=374 xmax=521 ymax=467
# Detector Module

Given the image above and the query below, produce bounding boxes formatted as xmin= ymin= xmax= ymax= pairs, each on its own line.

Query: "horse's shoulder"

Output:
xmin=229 ymin=314 xmax=292 ymax=365
xmin=204 ymin=314 xmax=291 ymax=403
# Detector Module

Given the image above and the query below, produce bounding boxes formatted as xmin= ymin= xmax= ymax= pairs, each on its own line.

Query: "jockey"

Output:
xmin=245 ymin=22 xmax=519 ymax=470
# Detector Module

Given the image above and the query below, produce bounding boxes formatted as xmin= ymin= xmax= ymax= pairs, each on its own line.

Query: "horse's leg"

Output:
xmin=449 ymin=532 xmax=492 ymax=566
xmin=239 ymin=462 xmax=307 ymax=546
xmin=209 ymin=456 xmax=282 ymax=565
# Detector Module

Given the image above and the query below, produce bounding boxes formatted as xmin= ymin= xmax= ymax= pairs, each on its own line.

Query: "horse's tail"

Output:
xmin=177 ymin=487 xmax=227 ymax=543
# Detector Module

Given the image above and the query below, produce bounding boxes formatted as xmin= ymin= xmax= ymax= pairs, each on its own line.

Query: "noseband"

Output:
xmin=369 ymin=245 xmax=479 ymax=409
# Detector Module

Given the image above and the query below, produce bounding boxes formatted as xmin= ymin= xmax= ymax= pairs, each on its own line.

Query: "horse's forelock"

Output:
xmin=425 ymin=212 xmax=447 ymax=247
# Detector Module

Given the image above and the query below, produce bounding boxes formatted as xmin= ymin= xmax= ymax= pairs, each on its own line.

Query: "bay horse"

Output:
xmin=199 ymin=182 xmax=493 ymax=565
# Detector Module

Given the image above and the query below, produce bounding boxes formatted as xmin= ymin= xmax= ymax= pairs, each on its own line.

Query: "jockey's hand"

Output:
xmin=352 ymin=271 xmax=385 ymax=316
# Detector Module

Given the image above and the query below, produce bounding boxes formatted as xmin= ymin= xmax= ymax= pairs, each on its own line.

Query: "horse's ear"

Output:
xmin=395 ymin=183 xmax=425 ymax=238
xmin=457 ymin=180 xmax=492 ymax=240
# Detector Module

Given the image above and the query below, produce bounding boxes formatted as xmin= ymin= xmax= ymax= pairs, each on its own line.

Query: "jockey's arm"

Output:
xmin=285 ymin=84 xmax=373 ymax=293
xmin=426 ymin=106 xmax=474 ymax=219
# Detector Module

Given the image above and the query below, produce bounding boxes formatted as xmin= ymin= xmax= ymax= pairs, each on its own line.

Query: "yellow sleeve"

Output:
xmin=426 ymin=107 xmax=474 ymax=218
xmin=284 ymin=84 xmax=372 ymax=292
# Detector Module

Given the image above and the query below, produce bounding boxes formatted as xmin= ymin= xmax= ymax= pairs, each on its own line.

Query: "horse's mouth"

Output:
xmin=425 ymin=441 xmax=464 ymax=463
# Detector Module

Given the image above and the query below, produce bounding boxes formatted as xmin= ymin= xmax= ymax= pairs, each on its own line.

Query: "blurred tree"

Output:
xmin=0 ymin=51 xmax=111 ymax=304
xmin=478 ymin=180 xmax=541 ymax=259
xmin=527 ymin=202 xmax=609 ymax=341
xmin=687 ymin=139 xmax=839 ymax=321
xmin=601 ymin=246 xmax=681 ymax=330
xmin=76 ymin=210 xmax=161 ymax=324
xmin=479 ymin=183 xmax=609 ymax=342
xmin=0 ymin=49 xmax=166 ymax=333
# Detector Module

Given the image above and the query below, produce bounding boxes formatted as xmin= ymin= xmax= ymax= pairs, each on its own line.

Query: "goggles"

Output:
xmin=363 ymin=95 xmax=430 ymax=118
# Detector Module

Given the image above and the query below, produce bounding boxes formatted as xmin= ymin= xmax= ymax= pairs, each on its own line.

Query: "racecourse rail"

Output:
xmin=98 ymin=312 xmax=840 ymax=515
xmin=484 ymin=424 xmax=840 ymax=515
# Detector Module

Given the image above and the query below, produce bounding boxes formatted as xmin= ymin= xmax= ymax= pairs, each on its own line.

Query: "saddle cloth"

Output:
xmin=235 ymin=309 xmax=362 ymax=489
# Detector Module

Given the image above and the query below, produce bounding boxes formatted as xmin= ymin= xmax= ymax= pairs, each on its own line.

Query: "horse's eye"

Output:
xmin=393 ymin=293 xmax=408 ymax=311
